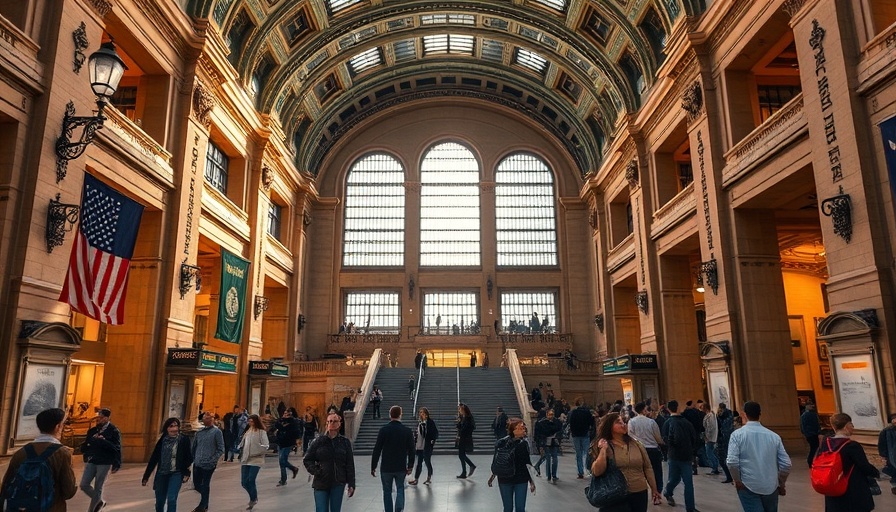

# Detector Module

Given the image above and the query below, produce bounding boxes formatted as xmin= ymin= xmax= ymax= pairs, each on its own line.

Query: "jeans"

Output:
xmin=226 ymin=436 xmax=239 ymax=461
xmin=192 ymin=466 xmax=216 ymax=509
xmin=645 ymin=447 xmax=664 ymax=494
xmin=665 ymin=459 xmax=695 ymax=511
xmin=80 ymin=462 xmax=112 ymax=511
xmin=279 ymin=446 xmax=298 ymax=482
xmin=572 ymin=436 xmax=590 ymax=476
xmin=458 ymin=447 xmax=475 ymax=475
xmin=704 ymin=441 xmax=719 ymax=472
xmin=240 ymin=465 xmax=260 ymax=502
xmin=736 ymin=487 xmax=779 ymax=512
xmin=544 ymin=445 xmax=559 ymax=479
xmin=805 ymin=435 xmax=820 ymax=467
xmin=314 ymin=484 xmax=346 ymax=512
xmin=380 ymin=471 xmax=406 ymax=512
xmin=371 ymin=401 xmax=381 ymax=418
xmin=414 ymin=449 xmax=433 ymax=480
xmin=153 ymin=471 xmax=183 ymax=512
xmin=498 ymin=482 xmax=528 ymax=512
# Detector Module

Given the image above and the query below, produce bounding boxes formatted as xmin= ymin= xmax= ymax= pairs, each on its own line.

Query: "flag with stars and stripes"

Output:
xmin=59 ymin=174 xmax=144 ymax=325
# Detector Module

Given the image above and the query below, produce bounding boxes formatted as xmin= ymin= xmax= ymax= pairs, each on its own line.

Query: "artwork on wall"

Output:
xmin=16 ymin=363 xmax=65 ymax=440
xmin=832 ymin=353 xmax=883 ymax=431
xmin=167 ymin=378 xmax=186 ymax=419
xmin=707 ymin=368 xmax=732 ymax=409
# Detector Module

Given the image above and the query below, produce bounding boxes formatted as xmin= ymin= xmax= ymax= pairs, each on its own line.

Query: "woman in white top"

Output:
xmin=239 ymin=414 xmax=269 ymax=510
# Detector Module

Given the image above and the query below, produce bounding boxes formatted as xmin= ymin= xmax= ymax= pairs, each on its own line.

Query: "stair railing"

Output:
xmin=455 ymin=349 xmax=460 ymax=406
xmin=505 ymin=348 xmax=537 ymax=435
xmin=412 ymin=353 xmax=424 ymax=416
xmin=345 ymin=348 xmax=383 ymax=443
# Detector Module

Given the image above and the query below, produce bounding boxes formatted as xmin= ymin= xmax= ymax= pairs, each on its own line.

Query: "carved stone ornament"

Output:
xmin=701 ymin=258 xmax=719 ymax=295
xmin=72 ymin=22 xmax=89 ymax=74
xmin=594 ymin=313 xmax=604 ymax=333
xmin=635 ymin=291 xmax=649 ymax=315
xmin=261 ymin=166 xmax=274 ymax=191
xmin=89 ymin=0 xmax=112 ymax=17
xmin=588 ymin=208 xmax=598 ymax=229
xmin=682 ymin=80 xmax=704 ymax=122
xmin=625 ymin=159 xmax=639 ymax=188
xmin=821 ymin=185 xmax=852 ymax=243
xmin=192 ymin=82 xmax=216 ymax=128
xmin=782 ymin=0 xmax=807 ymax=17
xmin=303 ymin=211 xmax=312 ymax=227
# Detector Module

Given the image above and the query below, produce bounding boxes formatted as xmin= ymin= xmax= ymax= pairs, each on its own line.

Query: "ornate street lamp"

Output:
xmin=55 ymin=40 xmax=127 ymax=182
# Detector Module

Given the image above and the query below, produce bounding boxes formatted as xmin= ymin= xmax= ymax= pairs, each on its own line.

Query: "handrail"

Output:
xmin=456 ymin=350 xmax=461 ymax=406
xmin=505 ymin=349 xmax=537 ymax=435
xmin=412 ymin=354 xmax=424 ymax=416
xmin=346 ymin=348 xmax=383 ymax=443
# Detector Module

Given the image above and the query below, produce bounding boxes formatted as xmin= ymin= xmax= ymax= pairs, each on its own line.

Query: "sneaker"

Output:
xmin=276 ymin=481 xmax=286 ymax=487
xmin=577 ymin=474 xmax=584 ymax=479
xmin=552 ymin=478 xmax=558 ymax=484
xmin=664 ymin=494 xmax=675 ymax=506
xmin=246 ymin=500 xmax=257 ymax=510
xmin=456 ymin=474 xmax=467 ymax=479
xmin=291 ymin=467 xmax=299 ymax=479
xmin=468 ymin=465 xmax=476 ymax=477
xmin=93 ymin=500 xmax=106 ymax=512
xmin=720 ymin=479 xmax=733 ymax=484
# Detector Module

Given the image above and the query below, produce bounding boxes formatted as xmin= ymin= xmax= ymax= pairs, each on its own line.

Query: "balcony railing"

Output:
xmin=100 ymin=105 xmax=174 ymax=185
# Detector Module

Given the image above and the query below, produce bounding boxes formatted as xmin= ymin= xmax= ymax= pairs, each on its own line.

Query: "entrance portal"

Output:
xmin=424 ymin=349 xmax=480 ymax=368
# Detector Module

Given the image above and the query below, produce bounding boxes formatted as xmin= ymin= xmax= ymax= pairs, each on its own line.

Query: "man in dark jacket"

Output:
xmin=79 ymin=407 xmax=121 ymax=512
xmin=661 ymin=400 xmax=698 ymax=511
xmin=491 ymin=406 xmax=509 ymax=440
xmin=567 ymin=398 xmax=595 ymax=479
xmin=274 ymin=408 xmax=302 ymax=486
xmin=681 ymin=400 xmax=705 ymax=473
xmin=533 ymin=409 xmax=563 ymax=482
xmin=800 ymin=401 xmax=821 ymax=468
xmin=371 ymin=406 xmax=415 ymax=512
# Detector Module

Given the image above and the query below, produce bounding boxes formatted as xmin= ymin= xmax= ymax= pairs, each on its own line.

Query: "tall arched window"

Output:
xmin=495 ymin=153 xmax=558 ymax=266
xmin=420 ymin=142 xmax=481 ymax=266
xmin=343 ymin=153 xmax=405 ymax=266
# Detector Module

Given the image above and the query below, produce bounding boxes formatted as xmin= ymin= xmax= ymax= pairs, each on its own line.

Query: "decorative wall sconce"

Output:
xmin=486 ymin=275 xmax=493 ymax=299
xmin=821 ymin=185 xmax=852 ymax=243
xmin=55 ymin=40 xmax=128 ymax=182
xmin=261 ymin=166 xmax=274 ymax=191
xmin=635 ymin=291 xmax=649 ymax=314
xmin=695 ymin=270 xmax=705 ymax=294
xmin=594 ymin=313 xmax=604 ymax=333
xmin=179 ymin=263 xmax=201 ymax=299
xmin=408 ymin=275 xmax=415 ymax=299
xmin=625 ymin=159 xmax=639 ymax=188
xmin=297 ymin=314 xmax=306 ymax=334
xmin=46 ymin=194 xmax=80 ymax=253
xmin=700 ymin=258 xmax=719 ymax=295
xmin=254 ymin=295 xmax=270 ymax=319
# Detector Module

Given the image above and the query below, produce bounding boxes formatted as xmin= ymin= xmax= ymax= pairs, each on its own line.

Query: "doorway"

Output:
xmin=424 ymin=349 xmax=479 ymax=368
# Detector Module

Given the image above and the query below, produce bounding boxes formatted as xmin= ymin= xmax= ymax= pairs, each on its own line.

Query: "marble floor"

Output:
xmin=4 ymin=451 xmax=895 ymax=511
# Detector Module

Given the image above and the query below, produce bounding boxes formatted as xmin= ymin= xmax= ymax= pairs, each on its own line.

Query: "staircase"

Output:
xmin=353 ymin=367 xmax=521 ymax=455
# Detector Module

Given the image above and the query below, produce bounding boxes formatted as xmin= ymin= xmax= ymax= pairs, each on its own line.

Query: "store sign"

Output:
xmin=167 ymin=348 xmax=200 ymax=366
xmin=248 ymin=360 xmax=289 ymax=377
xmin=603 ymin=354 xmax=658 ymax=375
xmin=167 ymin=348 xmax=237 ymax=373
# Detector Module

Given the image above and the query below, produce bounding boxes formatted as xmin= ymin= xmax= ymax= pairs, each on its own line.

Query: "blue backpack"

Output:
xmin=3 ymin=443 xmax=61 ymax=511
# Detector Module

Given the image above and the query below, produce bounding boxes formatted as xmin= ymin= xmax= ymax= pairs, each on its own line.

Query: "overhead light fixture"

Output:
xmin=695 ymin=271 xmax=705 ymax=294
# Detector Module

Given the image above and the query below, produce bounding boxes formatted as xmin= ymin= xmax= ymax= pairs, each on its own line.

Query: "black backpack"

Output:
xmin=2 ymin=443 xmax=62 ymax=512
xmin=491 ymin=437 xmax=518 ymax=479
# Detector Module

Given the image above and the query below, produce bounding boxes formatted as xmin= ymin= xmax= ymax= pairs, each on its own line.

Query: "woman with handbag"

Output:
xmin=590 ymin=412 xmax=660 ymax=512
xmin=239 ymin=414 xmax=270 ymax=510
xmin=409 ymin=407 xmax=439 ymax=485
xmin=488 ymin=418 xmax=536 ymax=512
xmin=456 ymin=403 xmax=477 ymax=478
xmin=818 ymin=413 xmax=879 ymax=512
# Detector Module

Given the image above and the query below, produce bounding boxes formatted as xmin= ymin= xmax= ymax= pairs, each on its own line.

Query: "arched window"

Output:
xmin=420 ymin=142 xmax=481 ymax=266
xmin=495 ymin=154 xmax=558 ymax=266
xmin=343 ymin=153 xmax=405 ymax=266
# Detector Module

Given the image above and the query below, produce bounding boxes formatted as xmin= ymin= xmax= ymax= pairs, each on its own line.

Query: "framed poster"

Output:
xmin=832 ymin=354 xmax=883 ymax=431
xmin=16 ymin=363 xmax=65 ymax=440
xmin=250 ymin=384 xmax=262 ymax=416
xmin=706 ymin=368 xmax=732 ymax=409
xmin=788 ymin=316 xmax=807 ymax=364
xmin=167 ymin=379 xmax=186 ymax=419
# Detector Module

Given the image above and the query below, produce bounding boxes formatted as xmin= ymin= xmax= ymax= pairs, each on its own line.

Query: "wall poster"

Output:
xmin=167 ymin=378 xmax=186 ymax=420
xmin=15 ymin=363 xmax=66 ymax=440
xmin=706 ymin=368 xmax=731 ymax=410
xmin=250 ymin=384 xmax=262 ymax=416
xmin=832 ymin=353 xmax=883 ymax=431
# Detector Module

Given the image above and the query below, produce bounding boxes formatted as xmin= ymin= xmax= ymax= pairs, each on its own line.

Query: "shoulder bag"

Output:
xmin=585 ymin=444 xmax=629 ymax=508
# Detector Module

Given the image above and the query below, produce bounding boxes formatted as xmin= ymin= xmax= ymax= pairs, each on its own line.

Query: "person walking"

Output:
xmin=726 ymin=401 xmax=792 ymax=512
xmin=818 ymin=413 xmax=879 ymax=512
xmin=716 ymin=403 xmax=735 ymax=484
xmin=303 ymin=411 xmax=319 ymax=453
xmin=190 ymin=411 xmax=225 ymax=512
xmin=304 ymin=412 xmax=356 ymax=512
xmin=273 ymin=407 xmax=302 ymax=486
xmin=533 ymin=409 xmax=562 ymax=483
xmin=223 ymin=405 xmax=248 ymax=462
xmin=456 ymin=403 xmax=477 ymax=478
xmin=487 ymin=418 xmax=535 ymax=512
xmin=627 ymin=401 xmax=664 ymax=495
xmin=568 ymin=398 xmax=597 ymax=479
xmin=879 ymin=412 xmax=896 ymax=495
xmin=371 ymin=405 xmax=415 ymax=512
xmin=409 ymin=407 xmax=439 ymax=485
xmin=78 ymin=407 xmax=121 ymax=512
xmin=661 ymin=399 xmax=699 ymax=512
xmin=801 ymin=401 xmax=822 ymax=468
xmin=408 ymin=375 xmax=416 ymax=399
xmin=142 ymin=417 xmax=193 ymax=512
xmin=239 ymin=414 xmax=269 ymax=510
xmin=482 ymin=352 xmax=490 ymax=369
xmin=370 ymin=385 xmax=383 ymax=419
xmin=1 ymin=408 xmax=77 ymax=512
xmin=591 ymin=412 xmax=661 ymax=511
xmin=492 ymin=406 xmax=510 ymax=441
xmin=702 ymin=402 xmax=720 ymax=475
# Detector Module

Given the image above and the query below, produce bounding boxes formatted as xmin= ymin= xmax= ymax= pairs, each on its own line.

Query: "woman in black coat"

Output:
xmin=456 ymin=403 xmax=476 ymax=478
xmin=410 ymin=407 xmax=439 ymax=485
xmin=821 ymin=413 xmax=879 ymax=512
xmin=142 ymin=417 xmax=193 ymax=512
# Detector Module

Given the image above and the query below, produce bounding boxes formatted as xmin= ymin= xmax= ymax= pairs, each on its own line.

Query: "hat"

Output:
xmin=98 ymin=408 xmax=112 ymax=418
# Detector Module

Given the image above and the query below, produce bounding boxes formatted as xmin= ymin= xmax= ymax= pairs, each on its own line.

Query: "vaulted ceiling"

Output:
xmin=186 ymin=0 xmax=704 ymax=176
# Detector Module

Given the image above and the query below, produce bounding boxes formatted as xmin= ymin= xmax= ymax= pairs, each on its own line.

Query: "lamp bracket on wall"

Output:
xmin=254 ymin=295 xmax=270 ymax=319
xmin=46 ymin=194 xmax=80 ymax=253
xmin=594 ymin=313 xmax=604 ymax=333
xmin=700 ymin=258 xmax=719 ymax=295
xmin=179 ymin=263 xmax=201 ymax=299
xmin=820 ymin=185 xmax=852 ymax=243
xmin=635 ymin=291 xmax=649 ymax=314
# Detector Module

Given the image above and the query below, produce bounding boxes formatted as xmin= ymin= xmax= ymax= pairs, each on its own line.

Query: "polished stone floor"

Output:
xmin=4 ymin=451 xmax=895 ymax=511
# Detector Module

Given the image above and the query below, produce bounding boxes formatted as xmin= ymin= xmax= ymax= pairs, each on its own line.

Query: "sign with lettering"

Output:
xmin=603 ymin=354 xmax=658 ymax=374
xmin=167 ymin=348 xmax=237 ymax=373
xmin=167 ymin=348 xmax=200 ymax=366
xmin=214 ymin=249 xmax=250 ymax=343
xmin=248 ymin=360 xmax=289 ymax=377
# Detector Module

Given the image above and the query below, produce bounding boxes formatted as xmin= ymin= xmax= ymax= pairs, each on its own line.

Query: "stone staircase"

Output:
xmin=353 ymin=367 xmax=521 ymax=455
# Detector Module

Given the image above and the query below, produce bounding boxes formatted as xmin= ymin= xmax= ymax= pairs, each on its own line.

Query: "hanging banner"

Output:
xmin=880 ymin=115 xmax=896 ymax=200
xmin=214 ymin=250 xmax=250 ymax=343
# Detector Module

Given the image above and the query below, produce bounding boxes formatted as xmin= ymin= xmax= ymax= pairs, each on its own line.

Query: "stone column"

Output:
xmin=656 ymin=255 xmax=703 ymax=401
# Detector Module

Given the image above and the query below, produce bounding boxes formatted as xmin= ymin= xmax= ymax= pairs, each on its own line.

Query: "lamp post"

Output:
xmin=55 ymin=40 xmax=127 ymax=182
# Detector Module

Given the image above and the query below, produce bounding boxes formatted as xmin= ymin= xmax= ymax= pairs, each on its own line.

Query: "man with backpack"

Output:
xmin=726 ymin=401 xmax=792 ymax=511
xmin=1 ymin=407 xmax=78 ymax=511
xmin=79 ymin=407 xmax=121 ymax=512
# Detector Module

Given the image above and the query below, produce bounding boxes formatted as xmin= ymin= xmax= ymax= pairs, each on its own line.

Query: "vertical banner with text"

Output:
xmin=214 ymin=249 xmax=250 ymax=343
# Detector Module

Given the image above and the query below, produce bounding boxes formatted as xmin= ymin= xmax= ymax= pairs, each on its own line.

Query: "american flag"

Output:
xmin=59 ymin=174 xmax=144 ymax=325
